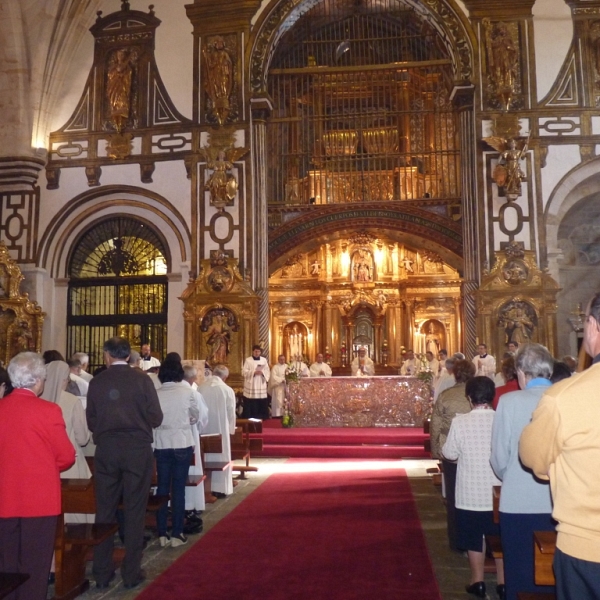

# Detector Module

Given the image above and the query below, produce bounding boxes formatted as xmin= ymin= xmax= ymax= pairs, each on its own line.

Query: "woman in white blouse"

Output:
xmin=155 ymin=357 xmax=199 ymax=548
xmin=442 ymin=376 xmax=505 ymax=600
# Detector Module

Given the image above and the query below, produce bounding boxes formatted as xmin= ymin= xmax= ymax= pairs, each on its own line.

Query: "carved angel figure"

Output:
xmin=200 ymin=146 xmax=248 ymax=210
xmin=484 ymin=136 xmax=528 ymax=199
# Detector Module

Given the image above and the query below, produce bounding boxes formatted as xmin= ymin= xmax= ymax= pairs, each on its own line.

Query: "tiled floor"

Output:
xmin=48 ymin=458 xmax=503 ymax=600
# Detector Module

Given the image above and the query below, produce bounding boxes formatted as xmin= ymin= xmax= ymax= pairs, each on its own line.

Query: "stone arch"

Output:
xmin=37 ymin=185 xmax=191 ymax=279
xmin=545 ymin=156 xmax=600 ymax=280
xmin=248 ymin=0 xmax=477 ymax=95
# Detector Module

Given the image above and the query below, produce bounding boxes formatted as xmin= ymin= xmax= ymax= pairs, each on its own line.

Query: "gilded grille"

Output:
xmin=267 ymin=2 xmax=460 ymax=205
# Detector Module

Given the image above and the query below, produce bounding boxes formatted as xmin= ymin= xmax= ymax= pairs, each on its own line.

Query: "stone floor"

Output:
xmin=48 ymin=458 xmax=504 ymax=600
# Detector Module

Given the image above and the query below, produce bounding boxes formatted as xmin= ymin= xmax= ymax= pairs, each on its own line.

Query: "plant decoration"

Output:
xmin=284 ymin=362 xmax=299 ymax=383
xmin=417 ymin=369 xmax=434 ymax=386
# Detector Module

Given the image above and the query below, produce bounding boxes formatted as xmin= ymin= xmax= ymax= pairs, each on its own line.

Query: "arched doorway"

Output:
xmin=67 ymin=216 xmax=170 ymax=371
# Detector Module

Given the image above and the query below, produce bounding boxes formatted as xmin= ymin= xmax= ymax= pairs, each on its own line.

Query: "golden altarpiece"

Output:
xmin=270 ymin=231 xmax=461 ymax=368
xmin=181 ymin=251 xmax=259 ymax=389
xmin=0 ymin=242 xmax=45 ymax=365
xmin=477 ymin=242 xmax=560 ymax=361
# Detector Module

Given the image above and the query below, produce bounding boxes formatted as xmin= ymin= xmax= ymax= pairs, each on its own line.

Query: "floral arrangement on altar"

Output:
xmin=285 ymin=363 xmax=299 ymax=383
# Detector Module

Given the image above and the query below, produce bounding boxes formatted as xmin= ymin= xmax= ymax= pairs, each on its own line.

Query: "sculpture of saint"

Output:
xmin=352 ymin=250 xmax=373 ymax=282
xmin=483 ymin=19 xmax=519 ymax=108
xmin=204 ymin=36 xmax=233 ymax=125
xmin=310 ymin=260 xmax=321 ymax=275
xmin=106 ymin=48 xmax=138 ymax=132
xmin=206 ymin=314 xmax=230 ymax=364
xmin=499 ymin=302 xmax=535 ymax=345
xmin=425 ymin=322 xmax=441 ymax=355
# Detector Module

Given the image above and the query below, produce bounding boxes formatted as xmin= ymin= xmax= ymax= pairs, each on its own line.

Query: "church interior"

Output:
xmin=1 ymin=0 xmax=600 ymax=597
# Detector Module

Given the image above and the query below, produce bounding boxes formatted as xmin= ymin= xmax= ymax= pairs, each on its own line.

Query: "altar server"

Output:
xmin=242 ymin=345 xmax=270 ymax=419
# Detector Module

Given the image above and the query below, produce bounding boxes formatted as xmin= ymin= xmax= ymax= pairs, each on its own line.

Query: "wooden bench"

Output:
xmin=53 ymin=477 xmax=168 ymax=600
xmin=0 ymin=573 xmax=29 ymax=599
xmin=232 ymin=418 xmax=263 ymax=479
xmin=53 ymin=478 xmax=118 ymax=600
xmin=533 ymin=530 xmax=557 ymax=586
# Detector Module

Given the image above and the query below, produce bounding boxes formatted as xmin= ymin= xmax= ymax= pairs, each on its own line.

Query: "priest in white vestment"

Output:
xmin=425 ymin=351 xmax=439 ymax=376
xmin=472 ymin=343 xmax=496 ymax=380
xmin=290 ymin=356 xmax=310 ymax=379
xmin=268 ymin=355 xmax=287 ymax=418
xmin=400 ymin=350 xmax=420 ymax=375
xmin=309 ymin=353 xmax=332 ymax=377
xmin=198 ymin=365 xmax=237 ymax=497
xmin=351 ymin=347 xmax=375 ymax=376
xmin=183 ymin=365 xmax=209 ymax=512
xmin=242 ymin=345 xmax=270 ymax=419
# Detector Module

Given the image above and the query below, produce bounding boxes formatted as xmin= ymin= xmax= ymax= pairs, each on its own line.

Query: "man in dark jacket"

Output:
xmin=86 ymin=337 xmax=163 ymax=590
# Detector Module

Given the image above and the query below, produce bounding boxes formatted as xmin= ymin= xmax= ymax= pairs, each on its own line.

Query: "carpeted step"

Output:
xmin=257 ymin=443 xmax=429 ymax=459
xmin=254 ymin=426 xmax=428 ymax=447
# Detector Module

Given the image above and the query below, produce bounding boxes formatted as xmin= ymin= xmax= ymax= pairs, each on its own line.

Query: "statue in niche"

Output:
xmin=590 ymin=21 xmax=600 ymax=80
xmin=401 ymin=255 xmax=414 ymax=273
xmin=484 ymin=136 xmax=529 ymax=200
xmin=204 ymin=36 xmax=233 ymax=125
xmin=310 ymin=259 xmax=321 ymax=275
xmin=352 ymin=250 xmax=373 ymax=282
xmin=425 ymin=322 xmax=442 ymax=355
xmin=106 ymin=47 xmax=138 ymax=132
xmin=206 ymin=314 xmax=231 ymax=364
xmin=483 ymin=19 xmax=519 ymax=109
xmin=499 ymin=301 xmax=536 ymax=345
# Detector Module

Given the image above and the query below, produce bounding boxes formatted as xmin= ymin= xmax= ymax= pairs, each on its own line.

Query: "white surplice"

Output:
xmin=268 ymin=362 xmax=287 ymax=417
xmin=198 ymin=376 xmax=237 ymax=495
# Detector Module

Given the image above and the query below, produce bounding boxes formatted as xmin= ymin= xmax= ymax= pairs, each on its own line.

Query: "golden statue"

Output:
xmin=200 ymin=146 xmax=248 ymax=210
xmin=203 ymin=36 xmax=233 ymax=125
xmin=484 ymin=136 xmax=529 ymax=200
xmin=106 ymin=48 xmax=138 ymax=132
xmin=499 ymin=302 xmax=535 ymax=345
xmin=483 ymin=19 xmax=519 ymax=109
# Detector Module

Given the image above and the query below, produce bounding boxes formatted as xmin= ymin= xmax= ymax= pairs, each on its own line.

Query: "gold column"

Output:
xmin=404 ymin=299 xmax=414 ymax=351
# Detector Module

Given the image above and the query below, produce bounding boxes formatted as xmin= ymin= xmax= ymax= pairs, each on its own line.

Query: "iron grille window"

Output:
xmin=67 ymin=217 xmax=169 ymax=372
xmin=267 ymin=3 xmax=460 ymax=205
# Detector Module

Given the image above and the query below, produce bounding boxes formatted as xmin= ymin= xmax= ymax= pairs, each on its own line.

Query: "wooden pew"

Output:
xmin=200 ymin=433 xmax=231 ymax=472
xmin=232 ymin=418 xmax=263 ymax=479
xmin=53 ymin=478 xmax=118 ymax=600
xmin=533 ymin=530 xmax=557 ymax=586
xmin=0 ymin=573 xmax=29 ymax=599
xmin=54 ymin=477 xmax=169 ymax=600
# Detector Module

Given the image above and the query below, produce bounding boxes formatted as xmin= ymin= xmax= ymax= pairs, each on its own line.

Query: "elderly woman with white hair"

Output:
xmin=0 ymin=352 xmax=75 ymax=600
xmin=491 ymin=343 xmax=556 ymax=600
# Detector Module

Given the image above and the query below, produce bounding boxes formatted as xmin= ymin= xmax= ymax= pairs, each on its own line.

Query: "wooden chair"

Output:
xmin=232 ymin=418 xmax=263 ymax=479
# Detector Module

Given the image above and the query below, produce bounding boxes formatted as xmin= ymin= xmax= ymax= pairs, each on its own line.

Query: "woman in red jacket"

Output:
xmin=0 ymin=352 xmax=75 ymax=600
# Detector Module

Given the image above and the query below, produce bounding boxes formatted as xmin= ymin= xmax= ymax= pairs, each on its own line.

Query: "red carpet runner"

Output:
xmin=137 ymin=460 xmax=442 ymax=600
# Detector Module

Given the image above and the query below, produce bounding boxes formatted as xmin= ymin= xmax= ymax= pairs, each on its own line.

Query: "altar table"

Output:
xmin=287 ymin=376 xmax=432 ymax=428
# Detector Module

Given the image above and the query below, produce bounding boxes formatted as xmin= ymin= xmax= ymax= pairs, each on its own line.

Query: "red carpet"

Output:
xmin=256 ymin=421 xmax=430 ymax=459
xmin=137 ymin=460 xmax=442 ymax=600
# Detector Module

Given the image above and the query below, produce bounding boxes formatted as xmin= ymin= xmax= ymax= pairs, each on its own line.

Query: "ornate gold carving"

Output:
xmin=199 ymin=130 xmax=248 ymax=211
xmin=498 ymin=299 xmax=537 ymax=345
xmin=106 ymin=132 xmax=134 ymax=160
xmin=0 ymin=242 xmax=45 ymax=364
